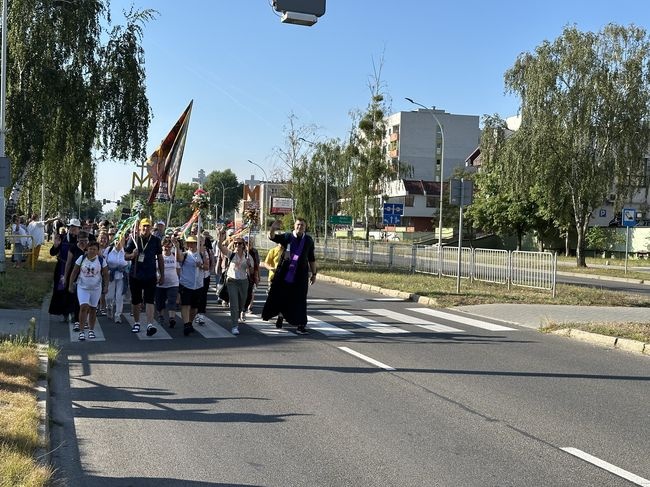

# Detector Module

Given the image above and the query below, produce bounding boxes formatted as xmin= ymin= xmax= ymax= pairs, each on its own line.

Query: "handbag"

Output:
xmin=217 ymin=271 xmax=229 ymax=302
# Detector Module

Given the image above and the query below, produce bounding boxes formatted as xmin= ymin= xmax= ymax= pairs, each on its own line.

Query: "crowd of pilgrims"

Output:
xmin=47 ymin=217 xmax=260 ymax=340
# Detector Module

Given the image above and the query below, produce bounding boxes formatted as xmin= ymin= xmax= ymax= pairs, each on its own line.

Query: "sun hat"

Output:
xmin=68 ymin=218 xmax=81 ymax=227
xmin=185 ymin=235 xmax=198 ymax=243
xmin=156 ymin=220 xmax=165 ymax=226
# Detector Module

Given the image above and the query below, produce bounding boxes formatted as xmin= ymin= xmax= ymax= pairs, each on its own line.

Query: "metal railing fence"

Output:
xmin=253 ymin=235 xmax=557 ymax=295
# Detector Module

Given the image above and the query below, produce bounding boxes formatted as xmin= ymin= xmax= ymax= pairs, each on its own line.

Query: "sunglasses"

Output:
xmin=236 ymin=242 xmax=245 ymax=246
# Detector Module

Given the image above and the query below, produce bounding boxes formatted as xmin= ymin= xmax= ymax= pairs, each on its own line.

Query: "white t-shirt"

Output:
xmin=158 ymin=253 xmax=180 ymax=288
xmin=27 ymin=220 xmax=46 ymax=247
xmin=75 ymin=255 xmax=107 ymax=290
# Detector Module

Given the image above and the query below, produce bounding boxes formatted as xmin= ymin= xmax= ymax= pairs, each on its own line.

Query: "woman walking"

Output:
xmin=216 ymin=230 xmax=253 ymax=335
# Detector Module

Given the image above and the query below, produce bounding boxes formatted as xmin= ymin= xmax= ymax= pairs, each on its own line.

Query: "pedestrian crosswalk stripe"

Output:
xmin=68 ymin=323 xmax=106 ymax=342
xmin=319 ymin=309 xmax=410 ymax=334
xmin=365 ymin=309 xmax=465 ymax=333
xmin=408 ymin=308 xmax=516 ymax=331
xmin=122 ymin=314 xmax=173 ymax=340
xmin=244 ymin=315 xmax=297 ymax=336
xmin=307 ymin=315 xmax=354 ymax=336
xmin=193 ymin=316 xmax=235 ymax=338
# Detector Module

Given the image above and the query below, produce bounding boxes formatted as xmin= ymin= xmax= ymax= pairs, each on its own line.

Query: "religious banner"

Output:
xmin=147 ymin=100 xmax=194 ymax=204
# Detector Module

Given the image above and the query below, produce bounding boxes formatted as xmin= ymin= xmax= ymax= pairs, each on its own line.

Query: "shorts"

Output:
xmin=129 ymin=276 xmax=157 ymax=306
xmin=78 ymin=287 xmax=101 ymax=307
xmin=179 ymin=285 xmax=202 ymax=309
xmin=155 ymin=286 xmax=179 ymax=311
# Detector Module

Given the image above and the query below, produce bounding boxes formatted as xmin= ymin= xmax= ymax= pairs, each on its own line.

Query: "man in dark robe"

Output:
xmin=262 ymin=218 xmax=317 ymax=334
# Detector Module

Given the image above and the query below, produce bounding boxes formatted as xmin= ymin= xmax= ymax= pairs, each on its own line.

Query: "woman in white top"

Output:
xmin=68 ymin=241 xmax=108 ymax=341
xmin=104 ymin=233 xmax=129 ymax=323
xmin=175 ymin=235 xmax=209 ymax=336
xmin=155 ymin=237 xmax=181 ymax=329
xmin=216 ymin=231 xmax=253 ymax=335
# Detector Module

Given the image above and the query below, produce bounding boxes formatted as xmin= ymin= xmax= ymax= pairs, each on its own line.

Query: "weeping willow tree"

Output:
xmin=504 ymin=24 xmax=650 ymax=266
xmin=5 ymin=0 xmax=154 ymax=216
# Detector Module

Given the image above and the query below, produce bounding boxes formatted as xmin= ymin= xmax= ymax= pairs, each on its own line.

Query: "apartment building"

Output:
xmin=381 ymin=108 xmax=480 ymax=231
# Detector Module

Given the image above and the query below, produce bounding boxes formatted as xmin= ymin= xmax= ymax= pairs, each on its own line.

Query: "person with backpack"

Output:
xmin=156 ymin=236 xmax=180 ymax=329
xmin=174 ymin=234 xmax=208 ymax=336
xmin=216 ymin=230 xmax=254 ymax=335
xmin=68 ymin=240 xmax=108 ymax=341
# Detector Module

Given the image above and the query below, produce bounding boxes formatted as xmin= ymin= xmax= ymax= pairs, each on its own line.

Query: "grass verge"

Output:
xmin=319 ymin=262 xmax=650 ymax=308
xmin=0 ymin=339 xmax=52 ymax=487
xmin=0 ymin=244 xmax=56 ymax=309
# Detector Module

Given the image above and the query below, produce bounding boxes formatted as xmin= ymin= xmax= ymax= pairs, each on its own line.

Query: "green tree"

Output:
xmin=204 ymin=169 xmax=242 ymax=222
xmin=6 ymin=1 xmax=154 ymax=214
xmin=347 ymin=55 xmax=393 ymax=238
xmin=504 ymin=24 xmax=650 ymax=266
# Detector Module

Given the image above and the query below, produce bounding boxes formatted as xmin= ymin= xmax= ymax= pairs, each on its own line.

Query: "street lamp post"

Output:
xmin=405 ymin=98 xmax=445 ymax=250
xmin=298 ymin=137 xmax=328 ymax=241
xmin=248 ymin=159 xmax=269 ymax=230
xmin=218 ymin=180 xmax=236 ymax=221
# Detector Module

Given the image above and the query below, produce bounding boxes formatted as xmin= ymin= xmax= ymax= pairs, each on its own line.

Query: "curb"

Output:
xmin=318 ymin=274 xmax=418 ymax=302
xmin=550 ymin=328 xmax=649 ymax=356
xmin=35 ymin=343 xmax=50 ymax=466
xmin=557 ymin=270 xmax=650 ymax=285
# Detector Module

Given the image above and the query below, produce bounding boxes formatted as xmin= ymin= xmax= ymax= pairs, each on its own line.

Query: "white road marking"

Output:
xmin=561 ymin=447 xmax=650 ymax=486
xmin=338 ymin=347 xmax=395 ymax=370
xmin=320 ymin=309 xmax=409 ymax=334
xmin=408 ymin=308 xmax=516 ymax=331
xmin=244 ymin=315 xmax=297 ymax=337
xmin=122 ymin=314 xmax=172 ymax=340
xmin=365 ymin=308 xmax=465 ymax=333
xmin=193 ymin=316 xmax=235 ymax=338
xmin=307 ymin=315 xmax=353 ymax=336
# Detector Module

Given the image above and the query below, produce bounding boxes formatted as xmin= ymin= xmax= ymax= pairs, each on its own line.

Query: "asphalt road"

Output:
xmin=48 ymin=277 xmax=650 ymax=486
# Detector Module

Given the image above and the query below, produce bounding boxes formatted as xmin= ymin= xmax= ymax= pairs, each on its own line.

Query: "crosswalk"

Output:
xmin=66 ymin=301 xmax=518 ymax=343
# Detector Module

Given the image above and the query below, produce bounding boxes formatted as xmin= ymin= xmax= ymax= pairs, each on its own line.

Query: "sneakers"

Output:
xmin=231 ymin=326 xmax=240 ymax=335
xmin=73 ymin=322 xmax=80 ymax=332
xmin=84 ymin=322 xmax=89 ymax=329
xmin=195 ymin=314 xmax=205 ymax=326
xmin=78 ymin=331 xmax=85 ymax=341
xmin=275 ymin=316 xmax=284 ymax=329
xmin=114 ymin=316 xmax=122 ymax=324
xmin=88 ymin=330 xmax=96 ymax=339
xmin=295 ymin=326 xmax=309 ymax=335
xmin=169 ymin=318 xmax=176 ymax=329
xmin=146 ymin=324 xmax=158 ymax=337
xmin=99 ymin=308 xmax=107 ymax=316
xmin=131 ymin=322 xmax=140 ymax=333
xmin=183 ymin=323 xmax=195 ymax=336
xmin=239 ymin=312 xmax=246 ymax=323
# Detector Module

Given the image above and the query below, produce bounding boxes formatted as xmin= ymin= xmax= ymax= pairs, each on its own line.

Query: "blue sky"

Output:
xmin=98 ymin=0 xmax=650 ymax=207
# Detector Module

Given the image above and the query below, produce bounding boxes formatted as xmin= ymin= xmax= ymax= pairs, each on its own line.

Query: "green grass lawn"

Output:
xmin=0 ymin=244 xmax=56 ymax=309
xmin=319 ymin=262 xmax=650 ymax=308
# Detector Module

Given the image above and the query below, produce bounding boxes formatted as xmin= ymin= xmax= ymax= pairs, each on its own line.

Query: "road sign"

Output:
xmin=329 ymin=215 xmax=352 ymax=225
xmin=0 ymin=157 xmax=11 ymax=186
xmin=449 ymin=179 xmax=474 ymax=207
xmin=383 ymin=203 xmax=403 ymax=225
xmin=622 ymin=208 xmax=637 ymax=227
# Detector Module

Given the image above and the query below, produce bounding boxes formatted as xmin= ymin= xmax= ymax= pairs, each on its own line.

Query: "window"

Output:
xmin=426 ymin=195 xmax=436 ymax=207
xmin=405 ymin=195 xmax=414 ymax=207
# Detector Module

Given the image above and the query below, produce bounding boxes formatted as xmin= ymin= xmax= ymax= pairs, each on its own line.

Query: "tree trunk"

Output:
xmin=564 ymin=232 xmax=570 ymax=257
xmin=575 ymin=217 xmax=588 ymax=267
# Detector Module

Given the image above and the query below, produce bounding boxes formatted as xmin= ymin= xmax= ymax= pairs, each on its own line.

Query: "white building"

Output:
xmin=381 ymin=108 xmax=480 ymax=231
xmin=385 ymin=108 xmax=480 ymax=182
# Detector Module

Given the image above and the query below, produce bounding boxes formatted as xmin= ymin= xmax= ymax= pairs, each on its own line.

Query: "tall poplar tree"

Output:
xmin=504 ymin=24 xmax=650 ymax=266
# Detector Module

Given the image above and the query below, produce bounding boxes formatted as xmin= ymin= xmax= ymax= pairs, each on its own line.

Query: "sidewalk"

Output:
xmin=454 ymin=304 xmax=649 ymax=330
xmin=0 ymin=297 xmax=50 ymax=340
